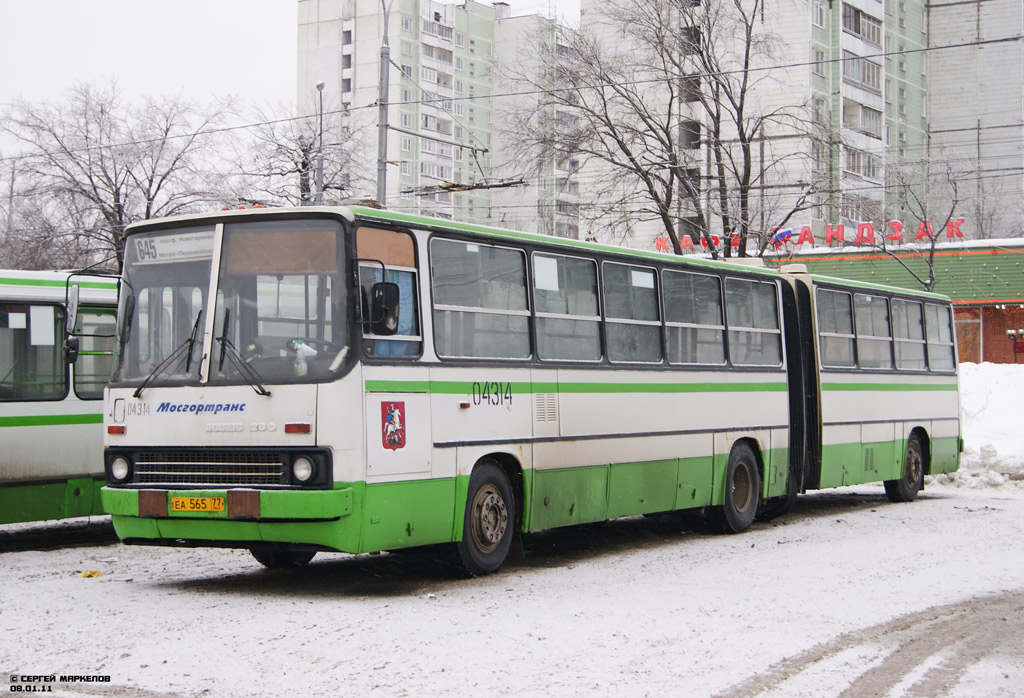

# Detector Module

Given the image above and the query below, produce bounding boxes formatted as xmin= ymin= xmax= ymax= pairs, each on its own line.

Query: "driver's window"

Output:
xmin=357 ymin=227 xmax=421 ymax=358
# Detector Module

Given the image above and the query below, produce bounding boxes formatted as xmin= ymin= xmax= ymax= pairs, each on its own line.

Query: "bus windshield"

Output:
xmin=112 ymin=218 xmax=349 ymax=387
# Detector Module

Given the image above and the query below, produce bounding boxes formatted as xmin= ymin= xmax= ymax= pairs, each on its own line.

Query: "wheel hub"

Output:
xmin=471 ymin=485 xmax=507 ymax=553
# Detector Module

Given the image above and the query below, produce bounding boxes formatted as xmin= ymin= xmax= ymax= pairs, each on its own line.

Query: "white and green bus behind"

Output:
xmin=99 ymin=207 xmax=960 ymax=573
xmin=0 ymin=270 xmax=118 ymax=524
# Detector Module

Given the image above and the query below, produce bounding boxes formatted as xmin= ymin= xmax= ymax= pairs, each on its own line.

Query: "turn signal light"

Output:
xmin=285 ymin=423 xmax=311 ymax=434
xmin=107 ymin=425 xmax=126 ymax=435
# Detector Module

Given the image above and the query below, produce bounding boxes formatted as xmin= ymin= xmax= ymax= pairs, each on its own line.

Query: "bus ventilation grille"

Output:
xmin=132 ymin=451 xmax=286 ymax=487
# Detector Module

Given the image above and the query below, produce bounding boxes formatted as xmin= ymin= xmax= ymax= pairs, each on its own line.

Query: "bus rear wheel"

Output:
xmin=885 ymin=434 xmax=925 ymax=503
xmin=709 ymin=443 xmax=761 ymax=534
xmin=453 ymin=460 xmax=514 ymax=576
xmin=250 ymin=547 xmax=316 ymax=568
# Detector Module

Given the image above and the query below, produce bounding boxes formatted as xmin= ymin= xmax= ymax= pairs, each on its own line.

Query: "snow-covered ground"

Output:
xmin=937 ymin=362 xmax=1024 ymax=490
xmin=1 ymin=363 xmax=1023 ymax=698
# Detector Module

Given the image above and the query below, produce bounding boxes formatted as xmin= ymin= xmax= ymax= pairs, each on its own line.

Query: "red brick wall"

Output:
xmin=959 ymin=305 xmax=1024 ymax=363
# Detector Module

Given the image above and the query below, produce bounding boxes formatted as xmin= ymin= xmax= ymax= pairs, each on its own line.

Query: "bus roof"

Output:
xmin=122 ymin=205 xmax=953 ymax=302
xmin=0 ymin=270 xmax=118 ymax=302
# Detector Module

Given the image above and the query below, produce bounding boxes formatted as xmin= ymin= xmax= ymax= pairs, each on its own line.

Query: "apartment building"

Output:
xmin=572 ymin=0 xmax=931 ymax=251
xmin=297 ymin=0 xmax=579 ymax=235
xmin=929 ymin=0 xmax=1024 ymax=239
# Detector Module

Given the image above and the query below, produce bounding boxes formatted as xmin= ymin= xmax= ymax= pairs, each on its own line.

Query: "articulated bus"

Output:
xmin=92 ymin=206 xmax=960 ymax=573
xmin=1 ymin=270 xmax=118 ymax=524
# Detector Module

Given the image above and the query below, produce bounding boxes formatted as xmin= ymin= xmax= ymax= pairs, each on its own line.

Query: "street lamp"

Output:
xmin=316 ymin=81 xmax=325 ymax=205
xmin=1007 ymin=328 xmax=1024 ymax=363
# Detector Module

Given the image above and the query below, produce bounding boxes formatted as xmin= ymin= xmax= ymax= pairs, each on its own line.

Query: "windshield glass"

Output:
xmin=112 ymin=226 xmax=213 ymax=384
xmin=208 ymin=219 xmax=348 ymax=385
xmin=112 ymin=218 xmax=349 ymax=388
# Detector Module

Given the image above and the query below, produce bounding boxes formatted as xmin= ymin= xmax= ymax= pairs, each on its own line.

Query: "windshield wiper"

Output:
xmin=215 ymin=310 xmax=271 ymax=397
xmin=133 ymin=311 xmax=204 ymax=398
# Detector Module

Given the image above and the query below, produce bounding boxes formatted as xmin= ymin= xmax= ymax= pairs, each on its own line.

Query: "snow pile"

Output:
xmin=929 ymin=362 xmax=1024 ymax=491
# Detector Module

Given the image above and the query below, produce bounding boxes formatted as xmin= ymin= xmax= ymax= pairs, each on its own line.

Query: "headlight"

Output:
xmin=110 ymin=456 xmax=131 ymax=482
xmin=292 ymin=456 xmax=314 ymax=483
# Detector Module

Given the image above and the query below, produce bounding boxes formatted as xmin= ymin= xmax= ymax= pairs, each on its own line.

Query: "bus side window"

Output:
xmin=925 ymin=303 xmax=955 ymax=371
xmin=603 ymin=262 xmax=662 ymax=363
xmin=816 ymin=289 xmax=855 ymax=368
xmin=359 ymin=265 xmax=421 ymax=357
xmin=663 ymin=269 xmax=725 ymax=365
xmin=724 ymin=278 xmax=782 ymax=367
xmin=892 ymin=299 xmax=927 ymax=370
xmin=854 ymin=294 xmax=893 ymax=369
xmin=431 ymin=238 xmax=529 ymax=359
xmin=0 ymin=302 xmax=67 ymax=401
xmin=356 ymin=227 xmax=422 ymax=358
xmin=533 ymin=253 xmax=601 ymax=361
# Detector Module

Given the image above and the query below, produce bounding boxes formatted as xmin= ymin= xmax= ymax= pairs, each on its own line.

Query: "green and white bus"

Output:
xmin=1 ymin=270 xmax=118 ymax=524
xmin=94 ymin=206 xmax=960 ymax=573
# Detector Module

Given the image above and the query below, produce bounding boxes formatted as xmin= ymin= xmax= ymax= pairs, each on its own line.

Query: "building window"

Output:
xmin=841 ymin=51 xmax=881 ymax=92
xmin=842 ymin=4 xmax=882 ymax=46
xmin=844 ymin=147 xmax=881 ymax=180
xmin=680 ymin=120 xmax=700 ymax=149
xmin=401 ymin=16 xmax=412 ymax=32
xmin=400 ymin=137 xmax=411 ymax=152
xmin=812 ymin=0 xmax=826 ymax=28
xmin=812 ymin=48 xmax=826 ymax=76
xmin=861 ymin=106 xmax=882 ymax=137
xmin=680 ymin=74 xmax=700 ymax=102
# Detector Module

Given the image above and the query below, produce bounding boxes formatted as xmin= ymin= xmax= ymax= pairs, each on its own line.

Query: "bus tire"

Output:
xmin=708 ymin=443 xmax=761 ymax=534
xmin=453 ymin=460 xmax=514 ymax=576
xmin=250 ymin=547 xmax=316 ymax=568
xmin=884 ymin=434 xmax=925 ymax=503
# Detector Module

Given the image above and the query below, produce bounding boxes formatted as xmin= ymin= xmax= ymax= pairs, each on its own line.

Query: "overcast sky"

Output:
xmin=0 ymin=0 xmax=579 ymax=107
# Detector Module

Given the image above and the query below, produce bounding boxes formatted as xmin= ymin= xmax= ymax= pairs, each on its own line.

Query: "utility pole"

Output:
xmin=316 ymin=81 xmax=325 ymax=205
xmin=377 ymin=0 xmax=394 ymax=205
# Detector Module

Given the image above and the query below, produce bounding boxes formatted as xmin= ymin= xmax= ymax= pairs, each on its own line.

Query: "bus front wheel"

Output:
xmin=454 ymin=461 xmax=514 ymax=576
xmin=885 ymin=434 xmax=925 ymax=503
xmin=709 ymin=443 xmax=761 ymax=534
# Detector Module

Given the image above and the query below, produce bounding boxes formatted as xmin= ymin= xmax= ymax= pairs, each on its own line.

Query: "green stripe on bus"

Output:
xmin=0 ymin=277 xmax=117 ymax=290
xmin=821 ymin=382 xmax=958 ymax=392
xmin=365 ymin=379 xmax=787 ymax=394
xmin=0 ymin=413 xmax=103 ymax=428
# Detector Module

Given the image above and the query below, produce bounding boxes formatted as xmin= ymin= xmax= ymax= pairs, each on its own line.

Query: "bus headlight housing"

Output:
xmin=291 ymin=456 xmax=315 ymax=483
xmin=109 ymin=456 xmax=132 ymax=483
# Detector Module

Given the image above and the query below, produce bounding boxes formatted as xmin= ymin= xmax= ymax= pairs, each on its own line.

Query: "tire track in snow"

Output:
xmin=715 ymin=588 xmax=1024 ymax=698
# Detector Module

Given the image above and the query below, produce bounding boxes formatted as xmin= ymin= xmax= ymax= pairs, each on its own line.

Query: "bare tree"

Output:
xmin=876 ymin=156 xmax=964 ymax=292
xmin=504 ymin=0 xmax=815 ymax=256
xmin=2 ymin=82 xmax=231 ymax=268
xmin=226 ymin=102 xmax=370 ymax=207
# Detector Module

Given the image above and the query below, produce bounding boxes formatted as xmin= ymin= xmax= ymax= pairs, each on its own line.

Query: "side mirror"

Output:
xmin=120 ymin=294 xmax=136 ymax=344
xmin=369 ymin=282 xmax=400 ymax=336
xmin=64 ymin=336 xmax=80 ymax=364
xmin=65 ymin=283 xmax=80 ymax=335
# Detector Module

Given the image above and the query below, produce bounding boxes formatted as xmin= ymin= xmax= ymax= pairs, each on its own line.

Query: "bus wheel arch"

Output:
xmin=885 ymin=429 xmax=928 ymax=503
xmin=709 ymin=439 xmax=763 ymax=534
xmin=453 ymin=456 xmax=517 ymax=576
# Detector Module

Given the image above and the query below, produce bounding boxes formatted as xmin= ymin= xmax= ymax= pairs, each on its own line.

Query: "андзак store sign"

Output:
xmin=654 ymin=218 xmax=967 ymax=252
